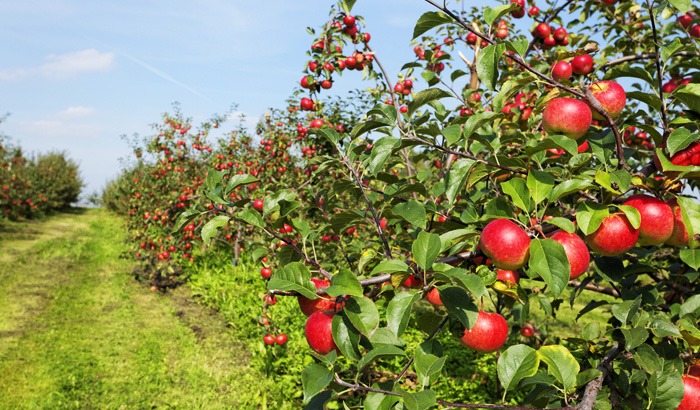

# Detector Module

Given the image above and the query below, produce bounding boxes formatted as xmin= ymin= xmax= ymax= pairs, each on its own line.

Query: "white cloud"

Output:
xmin=0 ymin=49 xmax=114 ymax=81
xmin=57 ymin=106 xmax=96 ymax=118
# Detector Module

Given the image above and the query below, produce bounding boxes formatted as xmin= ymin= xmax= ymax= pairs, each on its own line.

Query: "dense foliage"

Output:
xmin=108 ymin=0 xmax=700 ymax=408
xmin=1 ymin=125 xmax=83 ymax=219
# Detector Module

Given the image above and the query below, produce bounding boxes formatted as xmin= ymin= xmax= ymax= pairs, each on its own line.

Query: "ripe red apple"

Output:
xmin=551 ymin=61 xmax=573 ymax=82
xmin=466 ymin=32 xmax=477 ymax=45
xmin=589 ymin=80 xmax=626 ymax=120
xmin=549 ymin=230 xmax=590 ymax=279
xmin=571 ymin=54 xmax=594 ymax=75
xmin=678 ymin=375 xmax=700 ymax=410
xmin=533 ymin=23 xmax=551 ymax=39
xmin=305 ymin=311 xmax=337 ymax=355
xmin=666 ymin=198 xmax=692 ymax=247
xmin=678 ymin=14 xmax=693 ymax=28
xmin=402 ymin=275 xmax=423 ymax=288
xmin=263 ymin=334 xmax=275 ymax=346
xmin=497 ymin=269 xmax=520 ymax=286
xmin=479 ymin=218 xmax=531 ymax=270
xmin=275 ymin=333 xmax=288 ymax=345
xmin=528 ymin=6 xmax=540 ymax=17
xmin=520 ymin=323 xmax=534 ymax=337
xmin=553 ymin=27 xmax=568 ymax=43
xmin=542 ymin=97 xmax=592 ymax=140
xmin=260 ymin=267 xmax=272 ymax=279
xmin=343 ymin=14 xmax=356 ymax=26
xmin=622 ymin=194 xmax=674 ymax=245
xmin=426 ymin=287 xmax=443 ymax=306
xmin=298 ymin=278 xmax=337 ymax=316
xmin=300 ymin=97 xmax=314 ymax=111
xmin=510 ymin=0 xmax=525 ymax=18
xmin=585 ymin=213 xmax=639 ymax=256
xmin=253 ymin=199 xmax=264 ymax=212
xmin=459 ymin=311 xmax=509 ymax=353
xmin=691 ymin=25 xmax=700 ymax=38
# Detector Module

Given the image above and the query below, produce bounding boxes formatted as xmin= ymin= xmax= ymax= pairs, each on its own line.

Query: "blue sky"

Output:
xmin=0 ymin=0 xmax=435 ymax=197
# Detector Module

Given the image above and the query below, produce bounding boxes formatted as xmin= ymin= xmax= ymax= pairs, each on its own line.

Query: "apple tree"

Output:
xmin=182 ymin=0 xmax=700 ymax=408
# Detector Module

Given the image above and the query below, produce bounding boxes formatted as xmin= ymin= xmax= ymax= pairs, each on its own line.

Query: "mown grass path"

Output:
xmin=0 ymin=209 xmax=260 ymax=409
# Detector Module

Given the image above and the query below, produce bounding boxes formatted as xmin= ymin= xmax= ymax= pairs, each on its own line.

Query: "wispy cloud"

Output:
xmin=119 ymin=51 xmax=211 ymax=101
xmin=0 ymin=49 xmax=114 ymax=81
xmin=57 ymin=106 xmax=96 ymax=118
xmin=18 ymin=106 xmax=99 ymax=139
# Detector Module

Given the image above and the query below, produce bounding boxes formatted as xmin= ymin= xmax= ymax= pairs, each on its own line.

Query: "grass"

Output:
xmin=0 ymin=208 xmax=265 ymax=409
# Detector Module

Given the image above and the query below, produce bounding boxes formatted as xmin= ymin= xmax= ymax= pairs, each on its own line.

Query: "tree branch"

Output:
xmin=576 ymin=342 xmax=623 ymax=410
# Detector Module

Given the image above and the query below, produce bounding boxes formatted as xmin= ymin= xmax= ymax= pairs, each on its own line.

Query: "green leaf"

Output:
xmin=621 ymin=327 xmax=648 ymax=350
xmin=634 ymin=344 xmax=661 ymax=373
xmin=443 ymin=268 xmax=487 ymax=300
xmin=311 ymin=127 xmax=341 ymax=145
xmin=440 ymin=286 xmax=478 ymax=329
xmin=412 ymin=11 xmax=452 ymax=39
xmin=393 ymin=200 xmax=427 ymax=229
xmin=463 ymin=111 xmax=502 ymax=139
xmin=445 ymin=159 xmax=475 ymax=203
xmin=476 ymin=43 xmax=506 ymax=91
xmin=325 ymin=269 xmax=363 ymax=298
xmin=677 ymin=196 xmax=700 ymax=249
xmin=400 ymin=389 xmax=437 ymax=410
xmin=537 ymin=345 xmax=579 ymax=392
xmin=333 ymin=313 xmax=361 ymax=360
xmin=408 ymin=88 xmax=453 ymax=117
xmin=681 ymin=249 xmax=700 ymax=271
xmin=505 ymin=38 xmax=528 ymax=56
xmin=205 ymin=168 xmax=226 ymax=191
xmin=267 ymin=262 xmax=317 ymax=299
xmin=676 ymin=84 xmax=700 ymax=112
xmin=340 ymin=0 xmax=356 ymax=13
xmin=668 ymin=0 xmax=691 ymax=13
xmin=649 ymin=317 xmax=682 ymax=338
xmin=173 ymin=209 xmax=201 ymax=232
xmin=237 ymin=208 xmax=265 ymax=229
xmin=370 ymin=259 xmax=410 ymax=276
xmin=413 ymin=231 xmax=441 ymax=272
xmin=611 ymin=296 xmax=641 ymax=325
xmin=484 ymin=4 xmax=517 ymax=26
xmin=616 ymin=205 xmax=641 ymax=230
xmin=680 ymin=294 xmax=700 ymax=317
xmin=548 ymin=179 xmax=595 ymax=201
xmin=544 ymin=217 xmax=576 ymax=233
xmin=606 ymin=65 xmax=656 ymax=89
xmin=501 ymin=177 xmax=532 ymax=213
xmin=595 ymin=169 xmax=621 ymax=195
xmin=225 ymin=173 xmax=258 ymax=195
xmin=345 ymin=296 xmax=380 ymax=336
xmin=368 ymin=137 xmax=399 ymax=175
xmin=415 ymin=352 xmax=446 ymax=388
xmin=441 ymin=124 xmax=462 ymax=146
xmin=497 ymin=345 xmax=540 ymax=397
xmin=301 ymin=364 xmax=333 ymax=404
xmin=576 ymin=202 xmax=609 ymax=236
xmin=626 ymin=91 xmax=662 ymax=113
xmin=527 ymin=170 xmax=555 ymax=205
xmin=386 ymin=291 xmax=421 ymax=338
xmin=528 ymin=239 xmax=570 ymax=297
xmin=357 ymin=344 xmax=406 ymax=371
xmin=667 ymin=128 xmax=695 ymax=157
xmin=201 ymin=215 xmax=230 ymax=244
xmin=648 ymin=365 xmax=684 ymax=410
xmin=526 ymin=134 xmax=578 ymax=157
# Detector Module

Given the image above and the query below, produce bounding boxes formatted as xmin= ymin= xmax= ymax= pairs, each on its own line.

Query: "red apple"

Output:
xmin=528 ymin=6 xmax=540 ymax=17
xmin=533 ymin=23 xmax=551 ymax=39
xmin=275 ymin=333 xmax=288 ymax=345
xmin=253 ymin=199 xmax=264 ymax=212
xmin=260 ymin=267 xmax=272 ymax=279
xmin=678 ymin=14 xmax=693 ymax=28
xmin=298 ymin=278 xmax=336 ymax=316
xmin=426 ymin=287 xmax=443 ymax=306
xmin=263 ymin=334 xmax=275 ymax=346
xmin=688 ymin=364 xmax=700 ymax=378
xmin=549 ymin=230 xmax=591 ymax=279
xmin=520 ymin=323 xmax=534 ymax=337
xmin=479 ymin=218 xmax=531 ymax=270
xmin=585 ymin=213 xmax=639 ymax=256
xmin=542 ymin=97 xmax=592 ymax=140
xmin=300 ymin=97 xmax=314 ymax=111
xmin=691 ymin=25 xmax=700 ymax=38
xmin=305 ymin=311 xmax=337 ymax=355
xmin=402 ymin=275 xmax=423 ymax=288
xmin=622 ymin=194 xmax=674 ymax=245
xmin=551 ymin=61 xmax=573 ymax=82
xmin=678 ymin=375 xmax=700 ymax=410
xmin=459 ymin=311 xmax=509 ymax=353
xmin=666 ymin=198 xmax=692 ymax=247
xmin=497 ymin=269 xmax=520 ymax=286
xmin=571 ymin=54 xmax=594 ymax=75
xmin=589 ymin=80 xmax=627 ymax=120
